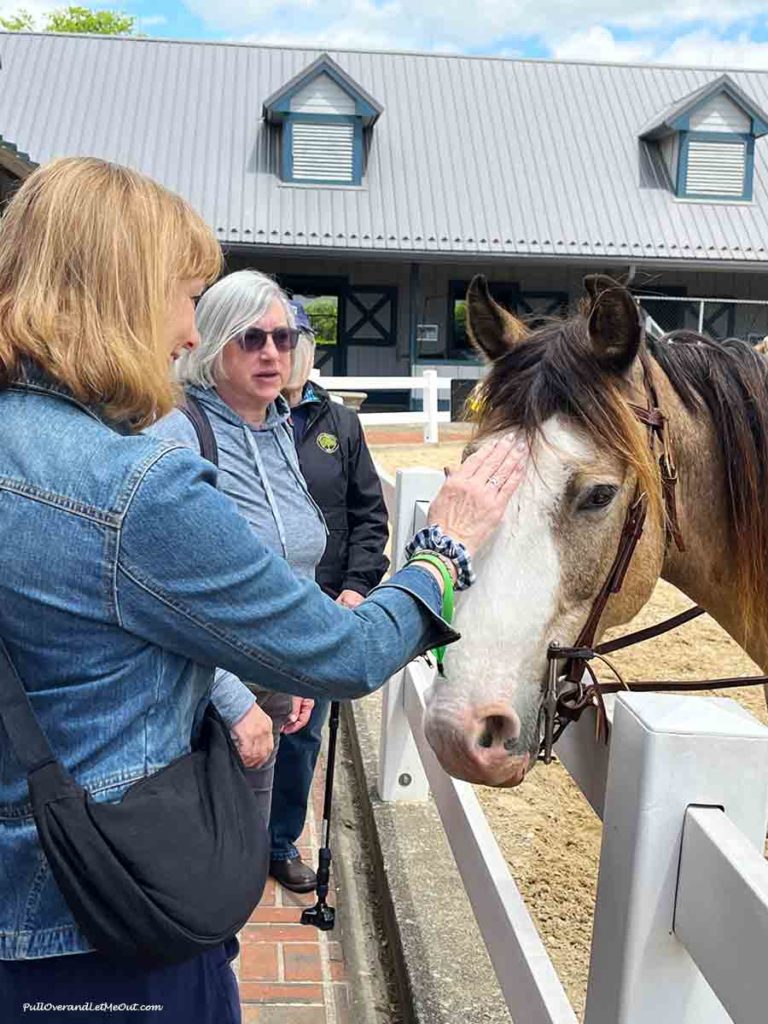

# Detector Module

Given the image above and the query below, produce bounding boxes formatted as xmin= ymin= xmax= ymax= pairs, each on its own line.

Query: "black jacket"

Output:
xmin=291 ymin=383 xmax=389 ymax=599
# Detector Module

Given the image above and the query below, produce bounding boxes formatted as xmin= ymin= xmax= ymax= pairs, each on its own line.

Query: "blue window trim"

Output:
xmin=676 ymin=130 xmax=754 ymax=202
xmin=670 ymin=86 xmax=768 ymax=137
xmin=267 ymin=62 xmax=379 ymax=121
xmin=281 ymin=113 xmax=363 ymax=186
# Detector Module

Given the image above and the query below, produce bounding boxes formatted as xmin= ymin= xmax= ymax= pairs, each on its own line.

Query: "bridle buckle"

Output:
xmin=539 ymin=644 xmax=598 ymax=763
xmin=538 ymin=652 xmax=560 ymax=764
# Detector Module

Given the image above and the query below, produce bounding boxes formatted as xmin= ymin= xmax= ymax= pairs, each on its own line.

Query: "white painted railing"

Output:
xmin=378 ymin=465 xmax=768 ymax=1024
xmin=311 ymin=369 xmax=451 ymax=443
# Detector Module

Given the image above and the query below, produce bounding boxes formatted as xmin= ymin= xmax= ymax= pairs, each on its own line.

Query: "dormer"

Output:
xmin=641 ymin=74 xmax=768 ymax=202
xmin=263 ymin=54 xmax=383 ymax=187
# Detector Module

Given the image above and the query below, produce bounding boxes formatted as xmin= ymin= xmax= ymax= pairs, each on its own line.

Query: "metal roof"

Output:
xmin=3 ymin=31 xmax=768 ymax=264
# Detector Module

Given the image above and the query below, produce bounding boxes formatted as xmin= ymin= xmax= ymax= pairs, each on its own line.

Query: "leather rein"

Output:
xmin=539 ymin=356 xmax=768 ymax=764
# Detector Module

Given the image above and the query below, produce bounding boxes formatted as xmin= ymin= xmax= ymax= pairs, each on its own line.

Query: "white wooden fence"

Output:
xmin=311 ymin=369 xmax=451 ymax=443
xmin=377 ymin=465 xmax=768 ymax=1024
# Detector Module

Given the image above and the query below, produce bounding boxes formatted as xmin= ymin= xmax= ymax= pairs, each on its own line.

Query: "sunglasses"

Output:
xmin=236 ymin=327 xmax=299 ymax=353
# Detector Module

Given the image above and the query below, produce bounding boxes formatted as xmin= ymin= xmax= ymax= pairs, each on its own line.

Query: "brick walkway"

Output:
xmin=236 ymin=758 xmax=350 ymax=1024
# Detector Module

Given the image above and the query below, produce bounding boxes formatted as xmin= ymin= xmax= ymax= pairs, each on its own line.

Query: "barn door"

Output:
xmin=277 ymin=275 xmax=346 ymax=375
xmin=340 ymin=286 xmax=398 ymax=376
xmin=700 ymin=301 xmax=735 ymax=339
xmin=516 ymin=291 xmax=569 ymax=326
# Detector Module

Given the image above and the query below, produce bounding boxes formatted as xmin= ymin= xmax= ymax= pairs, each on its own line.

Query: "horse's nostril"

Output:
xmin=476 ymin=712 xmax=520 ymax=753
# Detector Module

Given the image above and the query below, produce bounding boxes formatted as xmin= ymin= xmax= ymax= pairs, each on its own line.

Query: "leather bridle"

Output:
xmin=538 ymin=354 xmax=768 ymax=764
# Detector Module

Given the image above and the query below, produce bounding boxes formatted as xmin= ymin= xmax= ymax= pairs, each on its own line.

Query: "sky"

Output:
xmin=6 ymin=1 xmax=768 ymax=69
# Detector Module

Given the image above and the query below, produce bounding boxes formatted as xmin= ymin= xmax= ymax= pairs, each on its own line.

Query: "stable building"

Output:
xmin=1 ymin=31 xmax=768 ymax=406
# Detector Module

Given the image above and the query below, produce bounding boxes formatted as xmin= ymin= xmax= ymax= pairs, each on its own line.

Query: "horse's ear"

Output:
xmin=583 ymin=275 xmax=642 ymax=373
xmin=466 ymin=275 xmax=528 ymax=362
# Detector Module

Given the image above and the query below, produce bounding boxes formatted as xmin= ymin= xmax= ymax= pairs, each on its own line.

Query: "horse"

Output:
xmin=423 ymin=274 xmax=768 ymax=788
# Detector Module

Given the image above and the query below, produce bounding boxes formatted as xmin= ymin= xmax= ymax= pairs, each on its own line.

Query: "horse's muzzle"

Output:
xmin=425 ymin=703 xmax=531 ymax=787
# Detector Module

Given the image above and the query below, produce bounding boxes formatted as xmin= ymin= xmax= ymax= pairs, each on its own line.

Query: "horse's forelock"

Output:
xmin=473 ymin=316 xmax=663 ymax=525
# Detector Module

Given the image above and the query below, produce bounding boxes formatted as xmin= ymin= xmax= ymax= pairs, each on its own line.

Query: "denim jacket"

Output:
xmin=0 ymin=374 xmax=458 ymax=959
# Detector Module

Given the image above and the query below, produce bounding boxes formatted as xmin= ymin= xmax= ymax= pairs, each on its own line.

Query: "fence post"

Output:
xmin=378 ymin=467 xmax=444 ymax=801
xmin=423 ymin=369 xmax=439 ymax=444
xmin=584 ymin=692 xmax=768 ymax=1024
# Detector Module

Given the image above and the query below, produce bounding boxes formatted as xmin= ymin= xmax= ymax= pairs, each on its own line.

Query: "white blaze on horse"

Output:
xmin=424 ymin=274 xmax=768 ymax=788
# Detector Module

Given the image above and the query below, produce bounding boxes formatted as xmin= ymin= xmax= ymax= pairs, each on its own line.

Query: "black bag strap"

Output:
xmin=179 ymin=394 xmax=219 ymax=466
xmin=0 ymin=639 xmax=57 ymax=774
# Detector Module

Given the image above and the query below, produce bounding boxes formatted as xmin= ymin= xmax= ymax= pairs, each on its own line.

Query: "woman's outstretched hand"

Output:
xmin=427 ymin=435 xmax=527 ymax=558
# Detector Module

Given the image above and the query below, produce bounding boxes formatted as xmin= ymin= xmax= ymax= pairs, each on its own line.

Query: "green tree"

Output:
xmin=0 ymin=9 xmax=34 ymax=30
xmin=305 ymin=297 xmax=338 ymax=347
xmin=453 ymin=299 xmax=467 ymax=346
xmin=0 ymin=6 xmax=137 ymax=34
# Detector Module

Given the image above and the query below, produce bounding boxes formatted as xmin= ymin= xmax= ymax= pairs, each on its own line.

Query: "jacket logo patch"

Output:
xmin=317 ymin=432 xmax=339 ymax=454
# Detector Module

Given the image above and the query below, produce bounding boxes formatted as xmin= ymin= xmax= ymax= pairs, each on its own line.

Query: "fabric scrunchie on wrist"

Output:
xmin=404 ymin=526 xmax=475 ymax=591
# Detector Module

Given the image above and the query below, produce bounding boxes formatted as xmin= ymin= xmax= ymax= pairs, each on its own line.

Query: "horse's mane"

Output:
xmin=474 ymin=318 xmax=768 ymax=644
xmin=648 ymin=329 xmax=768 ymax=641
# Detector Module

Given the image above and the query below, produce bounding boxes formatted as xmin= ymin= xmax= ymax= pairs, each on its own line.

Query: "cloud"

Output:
xmin=183 ymin=0 xmax=768 ymax=73
xmin=239 ymin=0 xmax=414 ymax=52
xmin=0 ymin=0 xmax=148 ymax=27
xmin=0 ymin=0 xmax=55 ymax=23
xmin=184 ymin=0 xmax=768 ymax=52
xmin=553 ymin=26 xmax=655 ymax=63
xmin=553 ymin=25 xmax=768 ymax=69
xmin=662 ymin=28 xmax=768 ymax=67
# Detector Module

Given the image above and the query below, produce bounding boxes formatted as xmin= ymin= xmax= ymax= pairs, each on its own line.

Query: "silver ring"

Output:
xmin=487 ymin=476 xmax=501 ymax=488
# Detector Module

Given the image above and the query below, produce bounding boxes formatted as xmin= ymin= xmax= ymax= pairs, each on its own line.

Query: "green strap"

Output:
xmin=407 ymin=553 xmax=455 ymax=675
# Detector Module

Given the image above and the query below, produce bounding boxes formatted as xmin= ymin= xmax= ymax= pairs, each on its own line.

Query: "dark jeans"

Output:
xmin=0 ymin=938 xmax=240 ymax=1024
xmin=270 ymin=697 xmax=330 ymax=861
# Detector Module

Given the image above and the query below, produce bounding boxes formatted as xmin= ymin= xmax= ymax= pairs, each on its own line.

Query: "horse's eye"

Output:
xmin=578 ymin=484 xmax=618 ymax=511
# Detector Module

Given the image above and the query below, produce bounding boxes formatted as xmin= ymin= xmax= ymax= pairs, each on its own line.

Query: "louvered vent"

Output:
xmin=685 ymin=139 xmax=747 ymax=197
xmin=292 ymin=122 xmax=355 ymax=183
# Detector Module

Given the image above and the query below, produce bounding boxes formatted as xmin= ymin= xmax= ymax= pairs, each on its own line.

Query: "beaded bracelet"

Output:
xmin=404 ymin=525 xmax=475 ymax=591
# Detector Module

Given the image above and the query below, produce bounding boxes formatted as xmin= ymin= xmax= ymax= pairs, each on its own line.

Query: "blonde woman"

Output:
xmin=0 ymin=158 xmax=524 ymax=1020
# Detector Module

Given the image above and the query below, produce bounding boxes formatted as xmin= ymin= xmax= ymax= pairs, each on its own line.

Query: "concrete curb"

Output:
xmin=331 ymin=714 xmax=403 ymax=1023
xmin=343 ymin=694 xmax=512 ymax=1024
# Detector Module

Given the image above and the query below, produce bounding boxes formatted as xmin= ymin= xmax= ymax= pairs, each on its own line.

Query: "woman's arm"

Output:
xmin=115 ymin=446 xmax=457 ymax=701
xmin=210 ymin=667 xmax=256 ymax=728
xmin=115 ymin=436 xmax=524 ymax=701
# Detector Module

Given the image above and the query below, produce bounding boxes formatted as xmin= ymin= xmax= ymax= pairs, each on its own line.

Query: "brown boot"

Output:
xmin=269 ymin=856 xmax=317 ymax=894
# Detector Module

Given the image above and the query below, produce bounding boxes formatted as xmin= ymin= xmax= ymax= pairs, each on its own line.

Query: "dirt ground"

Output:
xmin=371 ymin=439 xmax=767 ymax=1021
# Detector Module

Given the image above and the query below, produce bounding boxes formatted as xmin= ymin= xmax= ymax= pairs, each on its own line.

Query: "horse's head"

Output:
xmin=424 ymin=275 xmax=667 ymax=787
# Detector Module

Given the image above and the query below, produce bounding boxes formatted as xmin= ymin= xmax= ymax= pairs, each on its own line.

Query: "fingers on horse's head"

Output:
xmin=583 ymin=274 xmax=643 ymax=375
xmin=465 ymin=275 xmax=529 ymax=363
xmin=461 ymin=441 xmax=478 ymax=462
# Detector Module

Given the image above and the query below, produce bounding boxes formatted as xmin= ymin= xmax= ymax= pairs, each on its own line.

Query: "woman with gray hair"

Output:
xmin=150 ymin=269 xmax=322 ymax=823
xmin=269 ymin=301 xmax=390 ymax=892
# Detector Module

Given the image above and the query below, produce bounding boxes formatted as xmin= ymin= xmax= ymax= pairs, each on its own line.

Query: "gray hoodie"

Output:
xmin=149 ymin=385 xmax=327 ymax=725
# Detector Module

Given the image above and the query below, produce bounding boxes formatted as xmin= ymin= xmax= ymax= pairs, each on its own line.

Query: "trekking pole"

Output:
xmin=300 ymin=700 xmax=340 ymax=931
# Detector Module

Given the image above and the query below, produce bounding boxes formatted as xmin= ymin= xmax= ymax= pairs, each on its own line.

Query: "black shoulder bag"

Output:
xmin=0 ymin=638 xmax=269 ymax=965
xmin=180 ymin=393 xmax=219 ymax=465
